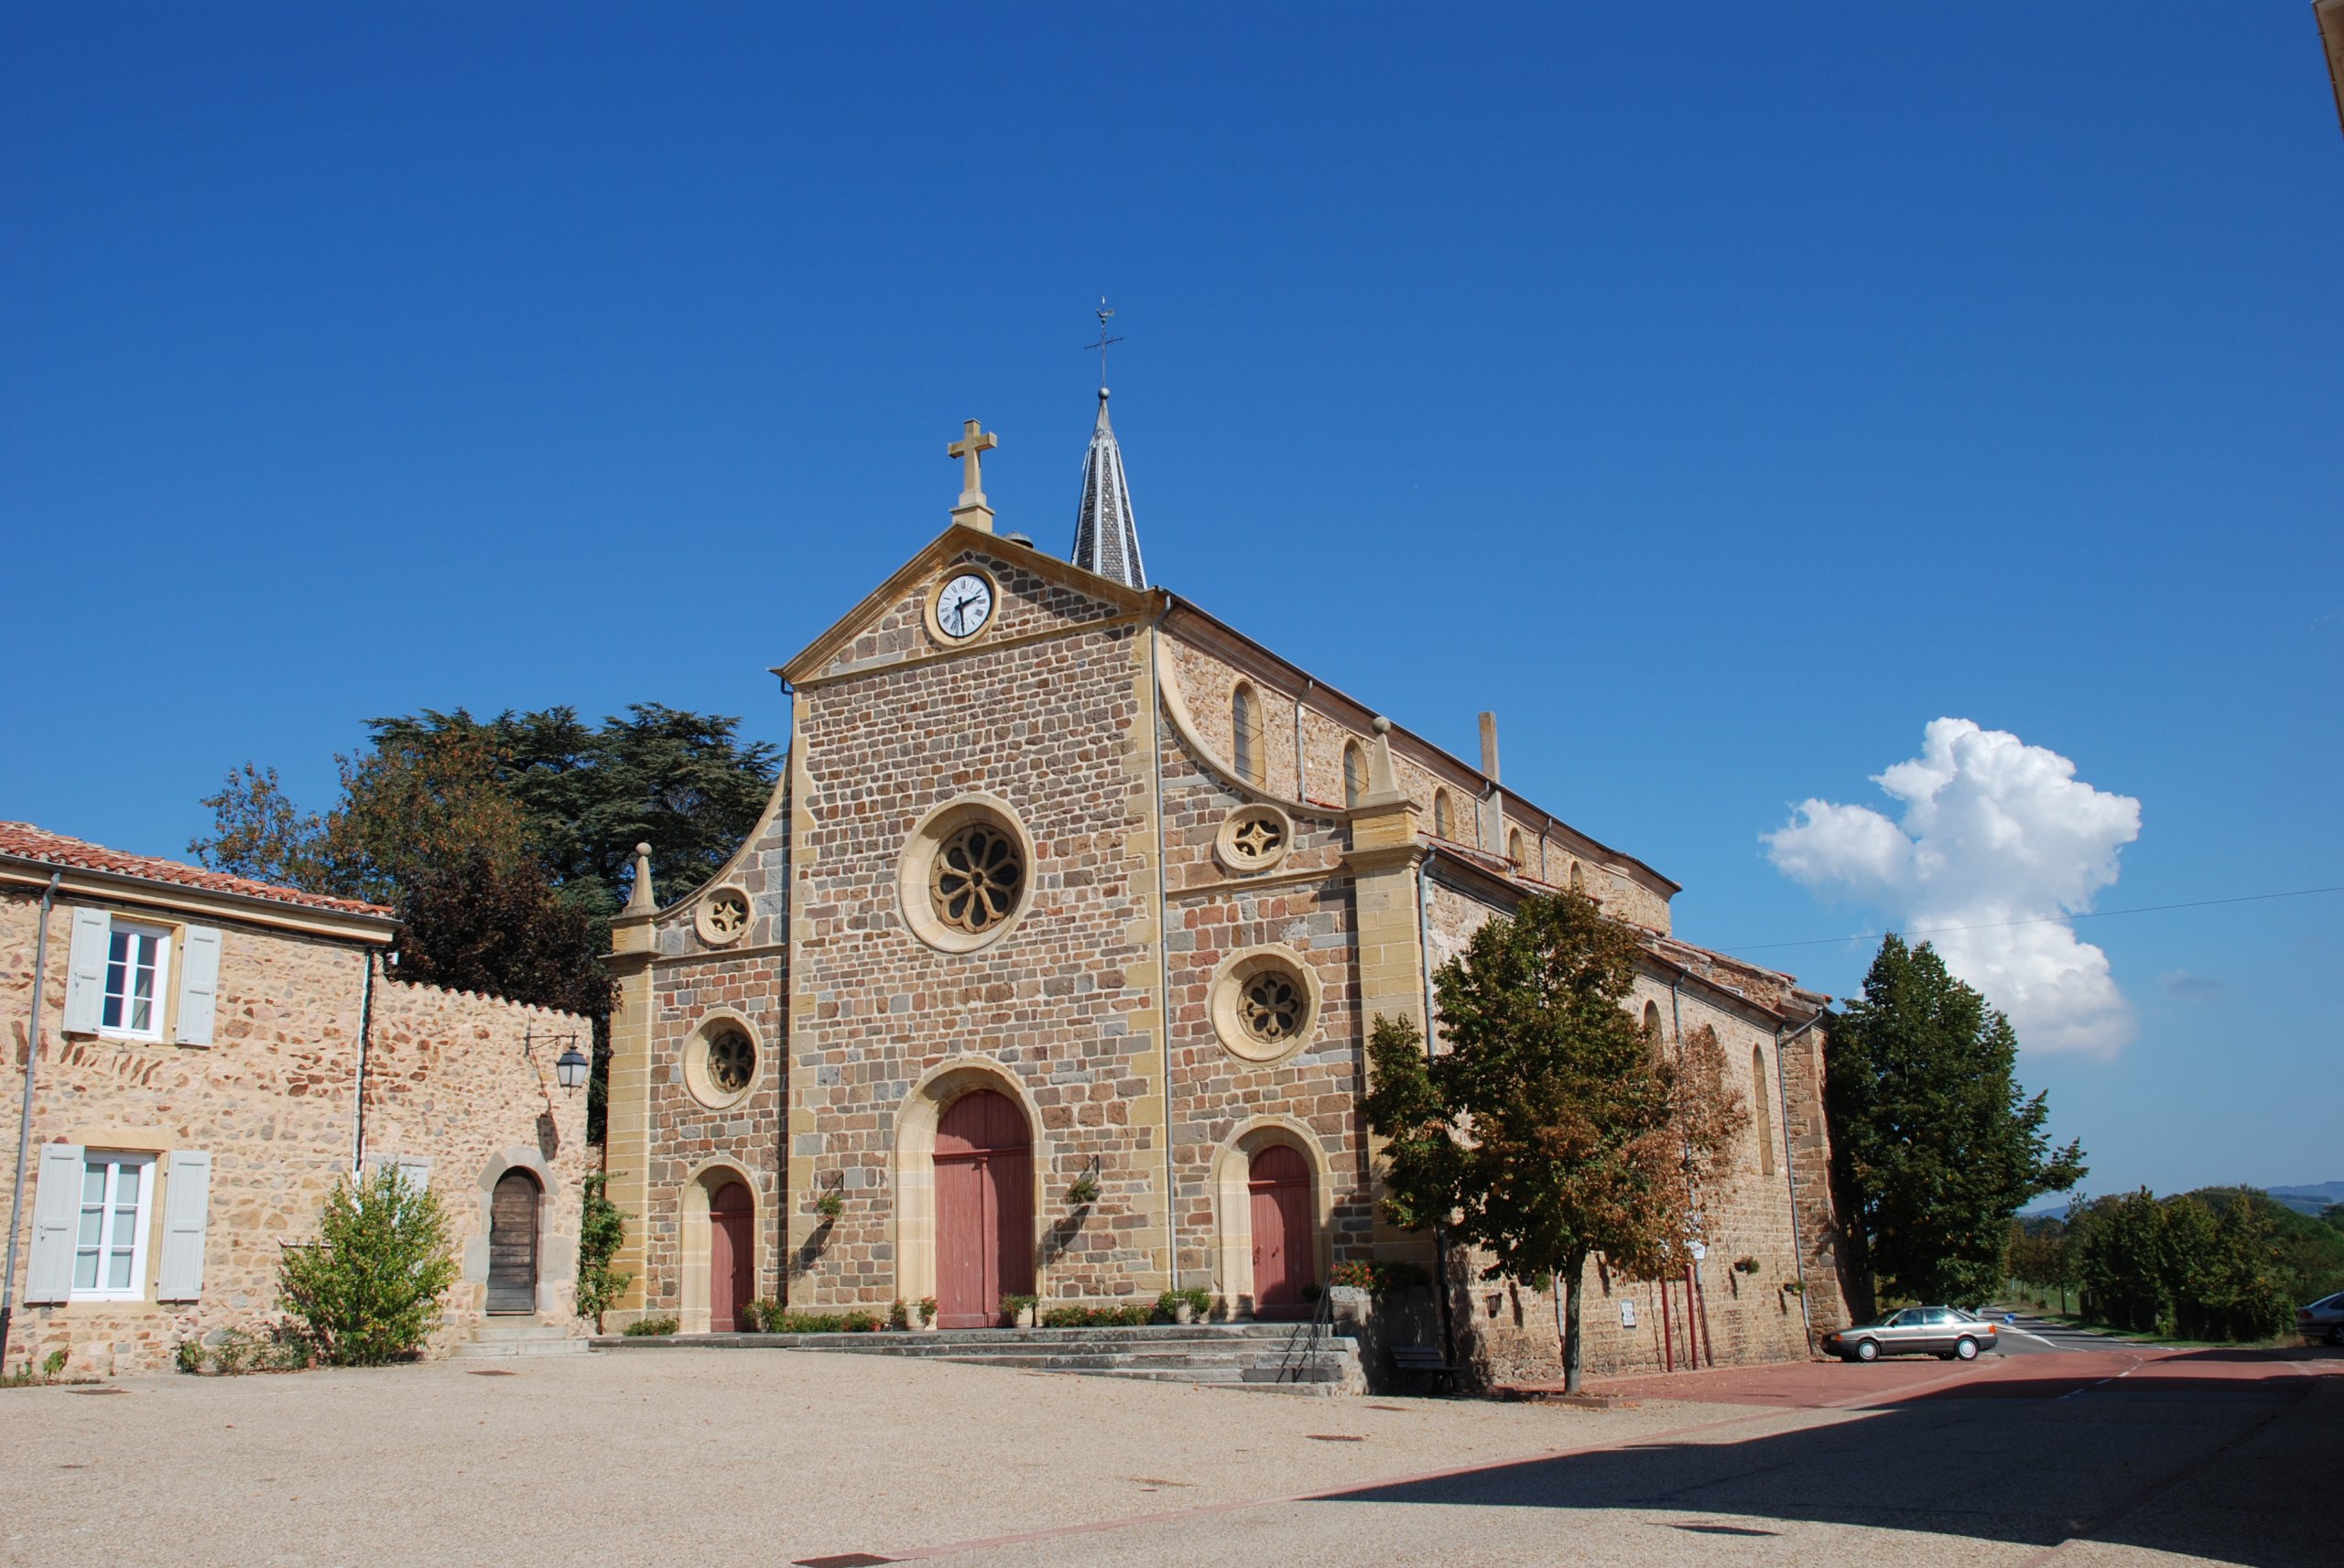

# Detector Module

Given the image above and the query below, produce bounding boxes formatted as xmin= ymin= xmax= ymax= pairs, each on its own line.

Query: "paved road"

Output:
xmin=1992 ymin=1312 xmax=2156 ymax=1356
xmin=3 ymin=1342 xmax=2333 ymax=1566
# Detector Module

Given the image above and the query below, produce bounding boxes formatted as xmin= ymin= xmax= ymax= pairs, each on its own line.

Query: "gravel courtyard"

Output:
xmin=3 ymin=1346 xmax=2331 ymax=1566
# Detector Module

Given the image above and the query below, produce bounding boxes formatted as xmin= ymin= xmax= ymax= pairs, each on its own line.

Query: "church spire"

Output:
xmin=1069 ymin=302 xmax=1147 ymax=589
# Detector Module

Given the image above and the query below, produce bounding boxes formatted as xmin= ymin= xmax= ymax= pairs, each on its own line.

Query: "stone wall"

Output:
xmin=1 ymin=888 xmax=587 ymax=1376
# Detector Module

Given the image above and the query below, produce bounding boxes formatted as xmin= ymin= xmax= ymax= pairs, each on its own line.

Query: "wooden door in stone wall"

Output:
xmin=934 ymin=1090 xmax=1034 ymax=1328
xmin=710 ymin=1182 xmax=754 ymax=1332
xmin=1248 ymin=1144 xmax=1313 ymax=1320
xmin=487 ymin=1170 xmax=541 ymax=1314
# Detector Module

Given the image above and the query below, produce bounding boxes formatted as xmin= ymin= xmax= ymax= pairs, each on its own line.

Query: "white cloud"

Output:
xmin=1765 ymin=719 xmax=2143 ymax=1057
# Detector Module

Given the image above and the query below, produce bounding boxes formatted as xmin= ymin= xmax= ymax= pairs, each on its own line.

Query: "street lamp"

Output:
xmin=556 ymin=1044 xmax=590 ymax=1094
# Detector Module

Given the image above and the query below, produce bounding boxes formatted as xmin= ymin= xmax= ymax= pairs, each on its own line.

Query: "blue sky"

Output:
xmin=4 ymin=5 xmax=2337 ymax=1197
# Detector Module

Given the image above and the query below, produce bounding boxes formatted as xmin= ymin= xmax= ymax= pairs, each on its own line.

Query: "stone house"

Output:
xmin=0 ymin=824 xmax=592 ymax=1376
xmin=601 ymin=390 xmax=1850 ymax=1379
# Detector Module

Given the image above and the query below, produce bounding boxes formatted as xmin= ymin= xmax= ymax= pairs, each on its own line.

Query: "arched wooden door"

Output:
xmin=934 ymin=1090 xmax=1034 ymax=1328
xmin=1248 ymin=1144 xmax=1313 ymax=1319
xmin=710 ymin=1181 xmax=754 ymax=1332
xmin=487 ymin=1170 xmax=541 ymax=1314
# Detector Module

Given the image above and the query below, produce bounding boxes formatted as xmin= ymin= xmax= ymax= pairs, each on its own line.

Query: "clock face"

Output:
xmin=936 ymin=572 xmax=994 ymax=639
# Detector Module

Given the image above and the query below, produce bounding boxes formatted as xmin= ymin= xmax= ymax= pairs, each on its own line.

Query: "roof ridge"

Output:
xmin=0 ymin=820 xmax=396 ymax=918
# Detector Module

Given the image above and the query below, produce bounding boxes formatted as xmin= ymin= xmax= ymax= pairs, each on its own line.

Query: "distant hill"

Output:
xmin=2020 ymin=1181 xmax=2341 ymax=1219
xmin=2266 ymin=1182 xmax=2344 ymax=1217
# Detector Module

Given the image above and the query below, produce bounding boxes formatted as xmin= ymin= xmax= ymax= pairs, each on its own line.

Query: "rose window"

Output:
xmin=707 ymin=1029 xmax=755 ymax=1096
xmin=1240 ymin=970 xmax=1304 ymax=1044
xmin=930 ymin=822 xmax=1025 ymax=935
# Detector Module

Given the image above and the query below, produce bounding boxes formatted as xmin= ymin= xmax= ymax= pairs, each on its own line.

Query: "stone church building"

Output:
xmin=602 ymin=391 xmax=1850 ymax=1377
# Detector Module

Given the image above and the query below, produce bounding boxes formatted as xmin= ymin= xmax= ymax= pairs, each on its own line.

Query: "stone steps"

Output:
xmin=451 ymin=1320 xmax=591 ymax=1359
xmin=591 ymin=1321 xmax=1362 ymax=1393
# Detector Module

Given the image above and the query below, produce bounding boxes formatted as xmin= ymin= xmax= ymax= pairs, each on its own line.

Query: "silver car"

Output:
xmin=2298 ymin=1292 xmax=2344 ymax=1346
xmin=1823 ymin=1305 xmax=1999 ymax=1363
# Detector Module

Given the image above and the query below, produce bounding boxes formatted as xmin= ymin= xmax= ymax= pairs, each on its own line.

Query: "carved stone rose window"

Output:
xmin=1209 ymin=946 xmax=1321 ymax=1065
xmin=684 ymin=1017 xmax=759 ymax=1109
xmin=1239 ymin=968 xmax=1304 ymax=1044
xmin=896 ymin=793 xmax=1036 ymax=955
xmin=931 ymin=821 xmax=1024 ymax=935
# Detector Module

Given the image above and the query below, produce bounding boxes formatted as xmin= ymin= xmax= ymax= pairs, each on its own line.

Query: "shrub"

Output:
xmin=624 ymin=1314 xmax=680 ymax=1336
xmin=743 ymin=1297 xmax=783 ymax=1332
xmin=42 ymin=1348 xmax=69 ymax=1378
xmin=176 ymin=1322 xmax=312 ymax=1376
xmin=277 ymin=1164 xmax=459 ymax=1367
xmin=1001 ymin=1293 xmax=1038 ymax=1322
xmin=888 ymin=1300 xmax=910 ymax=1330
xmin=574 ymin=1173 xmax=633 ymax=1327
xmin=1329 ymin=1260 xmax=1431 ymax=1297
xmin=1040 ymin=1303 xmax=1152 ymax=1328
xmin=776 ymin=1312 xmax=843 ymax=1333
xmin=1156 ymin=1286 xmax=1213 ymax=1320
xmin=841 ymin=1309 xmax=880 ymax=1333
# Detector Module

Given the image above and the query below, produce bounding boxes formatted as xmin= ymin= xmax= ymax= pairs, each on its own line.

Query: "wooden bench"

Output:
xmin=1389 ymin=1343 xmax=1460 ymax=1393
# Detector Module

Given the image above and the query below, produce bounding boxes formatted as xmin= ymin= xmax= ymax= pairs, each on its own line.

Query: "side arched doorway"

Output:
xmin=710 ymin=1181 xmax=755 ymax=1333
xmin=1248 ymin=1144 xmax=1313 ymax=1319
xmin=933 ymin=1090 xmax=1034 ymax=1328
xmin=487 ymin=1168 xmax=541 ymax=1314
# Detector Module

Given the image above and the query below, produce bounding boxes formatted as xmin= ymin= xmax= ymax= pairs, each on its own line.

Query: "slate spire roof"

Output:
xmin=1069 ymin=388 xmax=1147 ymax=589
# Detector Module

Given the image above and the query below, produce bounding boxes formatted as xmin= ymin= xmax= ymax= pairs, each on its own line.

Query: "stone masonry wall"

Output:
xmin=789 ymin=551 xmax=1164 ymax=1308
xmin=2 ymin=889 xmax=587 ymax=1377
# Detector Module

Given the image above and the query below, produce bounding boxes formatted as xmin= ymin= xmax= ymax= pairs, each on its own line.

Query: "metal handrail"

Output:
xmin=1273 ymin=1288 xmax=1335 ymax=1383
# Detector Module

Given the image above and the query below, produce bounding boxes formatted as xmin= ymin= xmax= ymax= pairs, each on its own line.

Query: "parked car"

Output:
xmin=2297 ymin=1292 xmax=2344 ymax=1346
xmin=1823 ymin=1306 xmax=1999 ymax=1363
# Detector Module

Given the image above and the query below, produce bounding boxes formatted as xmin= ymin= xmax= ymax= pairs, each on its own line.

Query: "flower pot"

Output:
xmin=1173 ymin=1303 xmax=1195 ymax=1325
xmin=1015 ymin=1305 xmax=1036 ymax=1329
xmin=1328 ymin=1284 xmax=1371 ymax=1325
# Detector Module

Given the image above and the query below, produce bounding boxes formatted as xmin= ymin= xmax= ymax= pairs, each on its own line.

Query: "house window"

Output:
xmin=73 ymin=1152 xmax=155 ymax=1300
xmin=103 ymin=922 xmax=171 ymax=1040
xmin=1232 ymin=683 xmax=1265 ymax=786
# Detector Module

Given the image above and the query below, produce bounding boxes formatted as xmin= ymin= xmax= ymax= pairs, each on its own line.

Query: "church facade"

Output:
xmin=600 ymin=392 xmax=1850 ymax=1378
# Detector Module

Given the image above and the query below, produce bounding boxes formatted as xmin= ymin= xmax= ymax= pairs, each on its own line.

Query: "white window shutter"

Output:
xmin=26 ymin=1143 xmax=87 ymax=1303
xmin=61 ymin=908 xmax=111 ymax=1034
xmin=157 ymin=1151 xmax=212 ymax=1300
xmin=176 ymin=926 xmax=222 ymax=1046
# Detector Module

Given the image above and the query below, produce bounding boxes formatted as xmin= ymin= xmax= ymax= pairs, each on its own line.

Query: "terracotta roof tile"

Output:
xmin=0 ymin=822 xmax=396 ymax=919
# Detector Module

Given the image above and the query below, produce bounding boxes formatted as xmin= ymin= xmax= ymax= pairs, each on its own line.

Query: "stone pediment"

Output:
xmin=776 ymin=523 xmax=1160 ymax=688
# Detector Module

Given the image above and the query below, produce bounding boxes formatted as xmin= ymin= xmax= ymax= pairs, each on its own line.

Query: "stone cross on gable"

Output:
xmin=949 ymin=419 xmax=998 ymax=503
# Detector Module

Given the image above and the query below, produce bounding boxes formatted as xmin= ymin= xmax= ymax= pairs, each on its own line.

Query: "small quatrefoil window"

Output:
xmin=708 ymin=1029 xmax=754 ymax=1095
xmin=696 ymin=888 xmax=752 ymax=946
xmin=1214 ymin=805 xmax=1294 ymax=873
xmin=1240 ymin=970 xmax=1303 ymax=1044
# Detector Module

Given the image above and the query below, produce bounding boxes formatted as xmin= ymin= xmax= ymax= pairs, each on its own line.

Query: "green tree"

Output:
xmin=574 ymin=1173 xmax=633 ymax=1328
xmin=277 ymin=1165 xmax=460 ymax=1366
xmin=2075 ymin=1189 xmax=2166 ymax=1333
xmin=1362 ymin=891 xmax=1747 ymax=1394
xmin=1825 ymin=936 xmax=2086 ymax=1313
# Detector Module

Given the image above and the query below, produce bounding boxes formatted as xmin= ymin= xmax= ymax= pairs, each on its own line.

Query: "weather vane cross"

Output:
xmin=1083 ymin=297 xmax=1123 ymax=391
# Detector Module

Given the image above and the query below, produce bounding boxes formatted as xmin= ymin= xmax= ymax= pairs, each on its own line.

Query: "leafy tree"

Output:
xmin=2006 ymin=1215 xmax=2077 ymax=1314
xmin=2074 ymin=1189 xmax=2167 ymax=1333
xmin=1825 ymin=936 xmax=2086 ymax=1313
xmin=393 ymin=846 xmax=613 ymax=1022
xmin=2073 ymin=1186 xmax=2300 ymax=1341
xmin=1363 ymin=891 xmax=1747 ymax=1394
xmin=191 ymin=764 xmax=321 ymax=887
xmin=574 ymin=1173 xmax=633 ymax=1327
xmin=277 ymin=1165 xmax=460 ymax=1366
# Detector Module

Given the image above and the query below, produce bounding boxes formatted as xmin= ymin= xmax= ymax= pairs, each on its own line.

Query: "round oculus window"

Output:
xmin=683 ymin=1018 xmax=760 ymax=1108
xmin=931 ymin=821 xmax=1024 ymax=935
xmin=1239 ymin=968 xmax=1304 ymax=1044
xmin=1213 ymin=804 xmax=1293 ymax=873
xmin=1208 ymin=946 xmax=1322 ymax=1065
xmin=707 ymin=1028 xmax=754 ymax=1096
xmin=695 ymin=887 xmax=752 ymax=946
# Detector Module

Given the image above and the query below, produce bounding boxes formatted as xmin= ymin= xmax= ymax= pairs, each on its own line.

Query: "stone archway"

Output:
xmin=678 ymin=1161 xmax=757 ymax=1334
xmin=1210 ymin=1118 xmax=1333 ymax=1318
xmin=894 ymin=1058 xmax=1047 ymax=1319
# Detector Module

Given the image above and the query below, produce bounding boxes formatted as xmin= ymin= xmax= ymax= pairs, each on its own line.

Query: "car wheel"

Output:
xmin=1954 ymin=1336 xmax=1979 ymax=1361
xmin=2328 ymin=1325 xmax=2343 ymax=1347
xmin=1854 ymin=1338 xmax=1879 ymax=1363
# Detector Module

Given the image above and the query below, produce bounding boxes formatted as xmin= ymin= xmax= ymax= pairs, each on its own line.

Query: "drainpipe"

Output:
xmin=2 ymin=872 xmax=63 ymax=1363
xmin=1416 ymin=852 xmax=1456 ymax=1365
xmin=1147 ymin=611 xmax=1178 ymax=1292
xmin=351 ymin=948 xmax=377 ymax=1172
xmin=1292 ymin=678 xmax=1313 ymax=802
xmin=1774 ymin=1008 xmax=1829 ymax=1346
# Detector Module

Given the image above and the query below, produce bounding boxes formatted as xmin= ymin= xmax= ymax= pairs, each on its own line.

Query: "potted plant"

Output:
xmin=1003 ymin=1293 xmax=1038 ymax=1329
xmin=917 ymin=1296 xmax=938 ymax=1329
xmin=814 ymin=1190 xmax=844 ymax=1223
xmin=1067 ymin=1173 xmax=1101 ymax=1206
xmin=1733 ymin=1256 xmax=1762 ymax=1275
xmin=1156 ymin=1287 xmax=1211 ymax=1325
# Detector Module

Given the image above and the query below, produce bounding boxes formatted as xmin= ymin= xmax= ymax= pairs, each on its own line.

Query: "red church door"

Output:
xmin=934 ymin=1090 xmax=1034 ymax=1328
xmin=1249 ymin=1144 xmax=1313 ymax=1320
xmin=710 ymin=1182 xmax=754 ymax=1332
